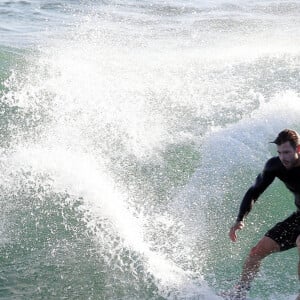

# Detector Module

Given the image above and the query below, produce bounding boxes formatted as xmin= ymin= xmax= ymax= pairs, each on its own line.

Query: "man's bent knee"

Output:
xmin=249 ymin=236 xmax=280 ymax=258
xmin=296 ymin=235 xmax=300 ymax=249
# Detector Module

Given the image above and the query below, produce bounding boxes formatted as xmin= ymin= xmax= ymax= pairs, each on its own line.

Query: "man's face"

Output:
xmin=277 ymin=141 xmax=300 ymax=169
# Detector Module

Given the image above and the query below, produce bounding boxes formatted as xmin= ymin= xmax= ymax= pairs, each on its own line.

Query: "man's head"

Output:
xmin=272 ymin=129 xmax=300 ymax=149
xmin=272 ymin=129 xmax=300 ymax=169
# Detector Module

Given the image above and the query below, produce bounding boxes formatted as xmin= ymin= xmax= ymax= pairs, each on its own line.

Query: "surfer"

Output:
xmin=227 ymin=129 xmax=300 ymax=300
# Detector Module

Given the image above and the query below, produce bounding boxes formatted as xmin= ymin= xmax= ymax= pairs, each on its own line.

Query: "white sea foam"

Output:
xmin=1 ymin=0 xmax=299 ymax=298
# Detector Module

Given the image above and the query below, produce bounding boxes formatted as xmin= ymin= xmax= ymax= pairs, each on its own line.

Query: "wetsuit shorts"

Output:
xmin=265 ymin=212 xmax=300 ymax=251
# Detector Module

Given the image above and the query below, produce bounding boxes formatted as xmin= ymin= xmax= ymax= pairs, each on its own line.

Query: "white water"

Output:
xmin=1 ymin=0 xmax=300 ymax=299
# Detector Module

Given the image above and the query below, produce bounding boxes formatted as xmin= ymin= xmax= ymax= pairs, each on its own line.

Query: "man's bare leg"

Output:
xmin=240 ymin=236 xmax=280 ymax=289
xmin=296 ymin=235 xmax=300 ymax=300
xmin=222 ymin=236 xmax=280 ymax=299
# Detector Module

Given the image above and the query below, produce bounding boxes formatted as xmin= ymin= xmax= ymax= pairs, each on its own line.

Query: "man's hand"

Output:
xmin=229 ymin=221 xmax=245 ymax=242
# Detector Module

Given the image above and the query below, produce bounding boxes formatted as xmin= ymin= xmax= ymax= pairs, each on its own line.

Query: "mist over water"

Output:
xmin=0 ymin=0 xmax=300 ymax=299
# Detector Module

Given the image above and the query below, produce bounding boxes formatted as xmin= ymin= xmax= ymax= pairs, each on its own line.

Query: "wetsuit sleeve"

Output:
xmin=236 ymin=159 xmax=276 ymax=222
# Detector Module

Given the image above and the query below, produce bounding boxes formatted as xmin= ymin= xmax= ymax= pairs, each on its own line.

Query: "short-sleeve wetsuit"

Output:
xmin=237 ymin=156 xmax=300 ymax=251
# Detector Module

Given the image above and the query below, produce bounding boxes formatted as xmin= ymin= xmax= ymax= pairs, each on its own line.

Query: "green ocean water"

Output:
xmin=1 ymin=1 xmax=300 ymax=299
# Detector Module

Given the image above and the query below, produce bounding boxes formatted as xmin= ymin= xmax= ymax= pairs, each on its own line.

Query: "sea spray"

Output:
xmin=0 ymin=1 xmax=300 ymax=299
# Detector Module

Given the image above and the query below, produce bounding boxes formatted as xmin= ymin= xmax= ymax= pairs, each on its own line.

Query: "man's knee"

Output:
xmin=249 ymin=237 xmax=279 ymax=258
xmin=249 ymin=245 xmax=266 ymax=258
xmin=296 ymin=235 xmax=300 ymax=249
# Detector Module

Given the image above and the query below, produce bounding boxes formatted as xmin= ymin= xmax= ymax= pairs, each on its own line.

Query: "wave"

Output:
xmin=0 ymin=1 xmax=300 ymax=298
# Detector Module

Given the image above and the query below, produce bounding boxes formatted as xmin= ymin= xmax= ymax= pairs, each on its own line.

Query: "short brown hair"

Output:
xmin=272 ymin=129 xmax=300 ymax=149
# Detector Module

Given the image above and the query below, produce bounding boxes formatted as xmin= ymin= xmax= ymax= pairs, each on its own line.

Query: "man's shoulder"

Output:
xmin=264 ymin=156 xmax=282 ymax=171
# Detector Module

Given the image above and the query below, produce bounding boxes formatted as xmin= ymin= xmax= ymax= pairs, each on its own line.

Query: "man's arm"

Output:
xmin=229 ymin=158 xmax=277 ymax=242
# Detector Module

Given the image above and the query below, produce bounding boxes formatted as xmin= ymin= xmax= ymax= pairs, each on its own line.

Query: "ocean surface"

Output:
xmin=0 ymin=0 xmax=300 ymax=299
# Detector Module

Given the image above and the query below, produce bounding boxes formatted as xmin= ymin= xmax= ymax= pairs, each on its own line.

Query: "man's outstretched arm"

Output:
xmin=229 ymin=159 xmax=276 ymax=242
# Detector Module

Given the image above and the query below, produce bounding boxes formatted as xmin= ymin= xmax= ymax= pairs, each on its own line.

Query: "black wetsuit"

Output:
xmin=237 ymin=156 xmax=300 ymax=251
